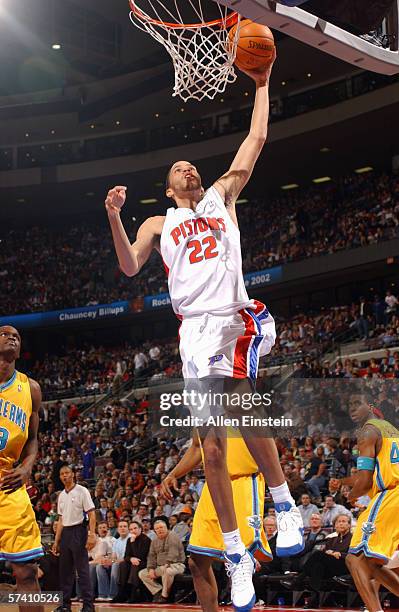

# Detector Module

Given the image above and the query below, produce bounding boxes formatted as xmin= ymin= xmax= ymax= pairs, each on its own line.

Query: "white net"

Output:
xmin=129 ymin=0 xmax=241 ymax=102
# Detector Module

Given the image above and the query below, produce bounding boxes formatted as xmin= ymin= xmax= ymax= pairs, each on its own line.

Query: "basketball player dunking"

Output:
xmin=105 ymin=51 xmax=304 ymax=612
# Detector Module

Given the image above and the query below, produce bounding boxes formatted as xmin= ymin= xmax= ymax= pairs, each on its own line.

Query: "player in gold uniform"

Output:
xmin=0 ymin=326 xmax=44 ymax=612
xmin=161 ymin=429 xmax=271 ymax=612
xmin=335 ymin=395 xmax=399 ymax=612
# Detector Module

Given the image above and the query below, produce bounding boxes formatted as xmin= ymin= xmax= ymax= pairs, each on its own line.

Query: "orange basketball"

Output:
xmin=228 ymin=19 xmax=275 ymax=72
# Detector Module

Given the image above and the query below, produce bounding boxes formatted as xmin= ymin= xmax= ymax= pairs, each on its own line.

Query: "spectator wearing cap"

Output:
xmin=139 ymin=520 xmax=185 ymax=604
xmin=171 ymin=507 xmax=192 ymax=541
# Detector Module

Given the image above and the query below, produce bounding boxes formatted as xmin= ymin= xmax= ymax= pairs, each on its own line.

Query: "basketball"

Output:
xmin=228 ymin=19 xmax=275 ymax=72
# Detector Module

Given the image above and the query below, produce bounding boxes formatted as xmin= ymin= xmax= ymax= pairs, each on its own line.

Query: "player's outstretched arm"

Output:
xmin=214 ymin=49 xmax=276 ymax=210
xmin=105 ymin=185 xmax=164 ymax=276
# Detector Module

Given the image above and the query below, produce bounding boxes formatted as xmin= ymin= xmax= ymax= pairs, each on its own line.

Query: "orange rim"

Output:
xmin=129 ymin=0 xmax=239 ymax=29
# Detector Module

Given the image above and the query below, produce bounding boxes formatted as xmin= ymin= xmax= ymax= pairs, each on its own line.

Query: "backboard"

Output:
xmin=214 ymin=0 xmax=399 ymax=75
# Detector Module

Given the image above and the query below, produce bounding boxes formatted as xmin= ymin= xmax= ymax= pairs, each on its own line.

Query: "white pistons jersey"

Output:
xmin=160 ymin=186 xmax=253 ymax=318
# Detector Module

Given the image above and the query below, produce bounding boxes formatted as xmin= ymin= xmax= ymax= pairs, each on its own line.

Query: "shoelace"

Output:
xmin=277 ymin=508 xmax=302 ymax=532
xmin=225 ymin=557 xmax=252 ymax=590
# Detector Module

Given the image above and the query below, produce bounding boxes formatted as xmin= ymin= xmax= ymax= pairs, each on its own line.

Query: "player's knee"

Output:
xmin=12 ymin=562 xmax=38 ymax=586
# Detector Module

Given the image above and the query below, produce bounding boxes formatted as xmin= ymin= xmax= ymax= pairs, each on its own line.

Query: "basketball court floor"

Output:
xmin=35 ymin=606 xmax=399 ymax=612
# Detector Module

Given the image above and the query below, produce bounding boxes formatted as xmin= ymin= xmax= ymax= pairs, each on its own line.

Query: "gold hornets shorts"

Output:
xmin=0 ymin=487 xmax=43 ymax=563
xmin=349 ymin=488 xmax=399 ymax=564
xmin=188 ymin=473 xmax=271 ymax=562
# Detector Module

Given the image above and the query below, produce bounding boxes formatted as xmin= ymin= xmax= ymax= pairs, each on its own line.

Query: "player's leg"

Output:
xmin=224 ymin=376 xmax=304 ymax=556
xmin=347 ymin=553 xmax=388 ymax=612
xmin=199 ymin=425 xmax=237 ymax=533
xmin=11 ymin=562 xmax=44 ymax=612
xmin=366 ymin=560 xmax=399 ymax=598
xmin=188 ymin=554 xmax=219 ymax=612
xmin=198 ymin=425 xmax=256 ymax=610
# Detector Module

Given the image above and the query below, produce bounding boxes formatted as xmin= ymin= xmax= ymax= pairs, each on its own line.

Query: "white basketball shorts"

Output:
xmin=179 ymin=299 xmax=276 ymax=382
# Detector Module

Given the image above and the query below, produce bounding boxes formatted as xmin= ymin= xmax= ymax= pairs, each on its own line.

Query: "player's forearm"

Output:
xmin=108 ymin=212 xmax=139 ymax=276
xmin=248 ymin=79 xmax=270 ymax=143
xmin=169 ymin=445 xmax=202 ymax=480
xmin=19 ymin=438 xmax=38 ymax=473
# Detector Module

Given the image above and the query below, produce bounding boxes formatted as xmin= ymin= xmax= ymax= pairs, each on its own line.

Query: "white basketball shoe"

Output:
xmin=224 ymin=550 xmax=256 ymax=612
xmin=275 ymin=501 xmax=305 ymax=557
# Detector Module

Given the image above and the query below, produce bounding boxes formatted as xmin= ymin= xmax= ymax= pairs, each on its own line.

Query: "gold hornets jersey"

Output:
xmin=0 ymin=371 xmax=31 ymax=474
xmin=367 ymin=418 xmax=399 ymax=496
xmin=199 ymin=428 xmax=258 ymax=477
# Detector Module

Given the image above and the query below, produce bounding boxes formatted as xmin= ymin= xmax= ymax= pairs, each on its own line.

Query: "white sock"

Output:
xmin=269 ymin=482 xmax=295 ymax=506
xmin=222 ymin=529 xmax=246 ymax=556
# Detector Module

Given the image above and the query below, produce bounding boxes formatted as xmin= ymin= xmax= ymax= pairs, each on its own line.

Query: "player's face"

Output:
xmin=167 ymin=161 xmax=202 ymax=196
xmin=349 ymin=396 xmax=372 ymax=423
xmin=0 ymin=326 xmax=21 ymax=360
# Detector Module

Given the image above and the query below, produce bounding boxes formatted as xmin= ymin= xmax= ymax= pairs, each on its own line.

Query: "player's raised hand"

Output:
xmin=105 ymin=185 xmax=127 ymax=217
xmin=238 ymin=47 xmax=277 ymax=84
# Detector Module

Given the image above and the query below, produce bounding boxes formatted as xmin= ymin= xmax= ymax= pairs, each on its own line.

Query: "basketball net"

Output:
xmin=129 ymin=0 xmax=240 ymax=102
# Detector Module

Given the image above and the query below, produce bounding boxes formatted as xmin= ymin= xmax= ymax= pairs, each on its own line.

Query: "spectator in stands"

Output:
xmin=304 ymin=447 xmax=327 ymax=501
xmin=172 ymin=508 xmax=192 ymax=541
xmin=113 ymin=521 xmax=151 ymax=603
xmin=321 ymin=495 xmax=352 ymax=527
xmin=96 ymin=519 xmax=130 ymax=601
xmin=96 ymin=498 xmax=109 ymax=522
xmin=357 ymin=297 xmax=372 ymax=339
xmin=385 ymin=289 xmax=398 ymax=319
xmin=82 ymin=443 xmax=95 ymax=480
xmin=298 ymin=494 xmax=319 ymax=527
xmin=34 ymin=500 xmax=48 ymax=525
xmin=188 ymin=475 xmax=204 ymax=500
xmin=134 ymin=351 xmax=148 ymax=376
xmin=327 ymin=478 xmax=344 ymax=505
xmin=283 ymin=464 xmax=307 ymax=502
xmin=86 ymin=521 xmax=114 ymax=599
xmin=288 ymin=512 xmax=328 ymax=572
xmin=281 ymin=514 xmax=352 ymax=607
xmin=141 ymin=518 xmax=156 ymax=541
xmin=139 ymin=519 xmax=185 ymax=603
